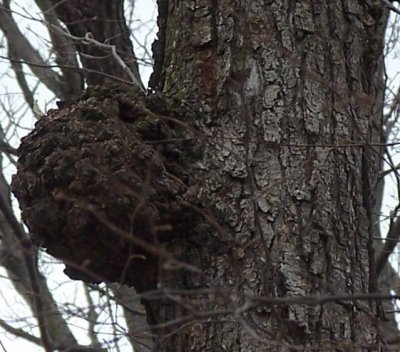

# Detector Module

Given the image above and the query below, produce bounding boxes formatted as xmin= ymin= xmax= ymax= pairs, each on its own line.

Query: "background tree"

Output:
xmin=2 ymin=1 xmax=400 ymax=351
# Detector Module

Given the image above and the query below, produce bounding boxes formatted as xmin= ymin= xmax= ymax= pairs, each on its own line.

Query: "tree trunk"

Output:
xmin=149 ymin=1 xmax=388 ymax=350
xmin=11 ymin=0 xmax=391 ymax=351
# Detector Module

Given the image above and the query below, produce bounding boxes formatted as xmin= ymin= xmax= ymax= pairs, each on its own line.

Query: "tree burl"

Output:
xmin=12 ymin=84 xmax=199 ymax=292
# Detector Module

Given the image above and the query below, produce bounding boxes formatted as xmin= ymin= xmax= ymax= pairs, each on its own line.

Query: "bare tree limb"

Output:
xmin=83 ymin=32 xmax=145 ymax=92
xmin=0 ymin=54 xmax=137 ymax=86
xmin=376 ymin=211 xmax=400 ymax=276
xmin=0 ymin=180 xmax=53 ymax=351
xmin=383 ymin=0 xmax=400 ymax=15
xmin=110 ymin=284 xmax=154 ymax=352
xmin=34 ymin=0 xmax=83 ymax=99
xmin=0 ymin=167 xmax=83 ymax=350
xmin=48 ymin=0 xmax=144 ymax=87
xmin=7 ymin=47 xmax=34 ymax=110
xmin=83 ymin=284 xmax=103 ymax=349
xmin=0 ymin=318 xmax=42 ymax=346
xmin=0 ymin=2 xmax=67 ymax=99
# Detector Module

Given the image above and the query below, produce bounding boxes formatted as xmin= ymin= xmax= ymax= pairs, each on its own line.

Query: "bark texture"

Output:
xmin=148 ymin=0 xmax=388 ymax=351
xmin=11 ymin=0 xmax=390 ymax=351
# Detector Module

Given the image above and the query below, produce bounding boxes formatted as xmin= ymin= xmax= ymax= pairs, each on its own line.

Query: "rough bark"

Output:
xmin=11 ymin=1 xmax=391 ymax=351
xmin=148 ymin=0 xmax=388 ymax=351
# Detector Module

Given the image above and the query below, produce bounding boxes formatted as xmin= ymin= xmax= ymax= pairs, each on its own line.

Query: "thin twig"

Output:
xmin=383 ymin=0 xmax=400 ymax=15
xmin=83 ymin=32 xmax=145 ymax=92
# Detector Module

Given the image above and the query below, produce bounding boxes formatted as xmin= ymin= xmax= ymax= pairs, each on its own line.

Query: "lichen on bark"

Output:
xmin=12 ymin=84 xmax=199 ymax=292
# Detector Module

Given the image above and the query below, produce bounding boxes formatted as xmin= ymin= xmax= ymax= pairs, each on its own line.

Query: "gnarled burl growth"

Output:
xmin=12 ymin=84 xmax=199 ymax=292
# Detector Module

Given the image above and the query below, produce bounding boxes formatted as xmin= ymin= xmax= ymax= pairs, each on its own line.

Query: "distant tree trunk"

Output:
xmin=49 ymin=0 xmax=143 ymax=88
xmin=12 ymin=1 xmax=391 ymax=351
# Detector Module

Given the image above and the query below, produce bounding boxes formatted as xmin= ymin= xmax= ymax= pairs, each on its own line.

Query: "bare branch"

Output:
xmin=0 ymin=171 xmax=79 ymax=350
xmin=83 ymin=284 xmax=102 ymax=348
xmin=376 ymin=212 xmax=400 ymax=275
xmin=7 ymin=46 xmax=34 ymax=110
xmin=110 ymin=284 xmax=154 ymax=352
xmin=0 ymin=186 xmax=53 ymax=350
xmin=0 ymin=2 xmax=67 ymax=98
xmin=0 ymin=54 xmax=137 ymax=86
xmin=33 ymin=0 xmax=83 ymax=99
xmin=383 ymin=0 xmax=400 ymax=15
xmin=0 ymin=318 xmax=42 ymax=346
xmin=83 ymin=32 xmax=145 ymax=92
xmin=48 ymin=0 xmax=144 ymax=87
